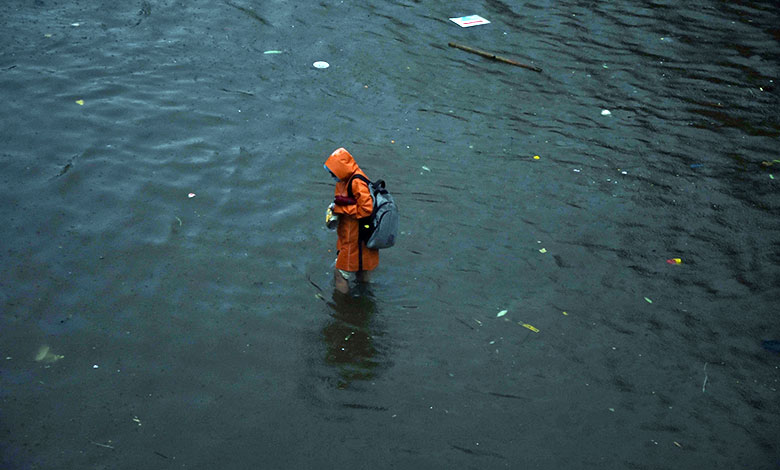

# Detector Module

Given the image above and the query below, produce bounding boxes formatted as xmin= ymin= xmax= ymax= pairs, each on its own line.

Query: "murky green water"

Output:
xmin=1 ymin=1 xmax=778 ymax=468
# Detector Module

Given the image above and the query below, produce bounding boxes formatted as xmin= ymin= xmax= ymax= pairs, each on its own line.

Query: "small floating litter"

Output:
xmin=313 ymin=61 xmax=330 ymax=69
xmin=35 ymin=345 xmax=64 ymax=363
xmin=449 ymin=15 xmax=490 ymax=28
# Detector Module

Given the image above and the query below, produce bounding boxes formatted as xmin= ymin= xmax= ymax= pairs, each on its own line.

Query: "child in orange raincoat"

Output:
xmin=324 ymin=148 xmax=378 ymax=294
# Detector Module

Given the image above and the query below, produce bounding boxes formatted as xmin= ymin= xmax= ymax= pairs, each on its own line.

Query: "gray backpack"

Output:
xmin=347 ymin=174 xmax=399 ymax=249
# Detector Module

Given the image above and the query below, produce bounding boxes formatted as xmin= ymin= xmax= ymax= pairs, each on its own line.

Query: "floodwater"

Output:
xmin=1 ymin=0 xmax=778 ymax=468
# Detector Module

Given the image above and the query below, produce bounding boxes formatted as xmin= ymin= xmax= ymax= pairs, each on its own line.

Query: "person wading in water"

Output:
xmin=324 ymin=148 xmax=378 ymax=294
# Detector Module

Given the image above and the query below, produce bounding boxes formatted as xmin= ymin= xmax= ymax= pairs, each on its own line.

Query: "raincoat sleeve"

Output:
xmin=333 ymin=178 xmax=373 ymax=218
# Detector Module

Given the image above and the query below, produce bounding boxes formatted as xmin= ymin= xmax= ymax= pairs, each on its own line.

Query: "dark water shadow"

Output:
xmin=320 ymin=288 xmax=388 ymax=391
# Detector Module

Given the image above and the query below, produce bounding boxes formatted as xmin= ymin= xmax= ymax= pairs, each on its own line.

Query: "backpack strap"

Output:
xmin=347 ymin=174 xmax=375 ymax=253
xmin=346 ymin=174 xmax=371 ymax=200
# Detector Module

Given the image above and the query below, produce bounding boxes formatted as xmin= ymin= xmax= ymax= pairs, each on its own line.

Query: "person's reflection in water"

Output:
xmin=321 ymin=286 xmax=385 ymax=390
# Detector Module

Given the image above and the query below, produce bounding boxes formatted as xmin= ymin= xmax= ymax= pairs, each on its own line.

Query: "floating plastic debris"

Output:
xmin=34 ymin=346 xmax=49 ymax=361
xmin=313 ymin=61 xmax=329 ymax=69
xmin=91 ymin=441 xmax=115 ymax=449
xmin=34 ymin=345 xmax=64 ymax=363
xmin=539 ymin=248 xmax=547 ymax=253
xmin=666 ymin=258 xmax=682 ymax=264
xmin=421 ymin=166 xmax=431 ymax=172
xmin=263 ymin=50 xmax=282 ymax=54
xmin=644 ymin=297 xmax=653 ymax=304
xmin=533 ymin=155 xmax=540 ymax=160
xmin=75 ymin=99 xmax=84 ymax=106
xmin=521 ymin=323 xmax=539 ymax=333
xmin=188 ymin=193 xmax=196 ymax=198
xmin=497 ymin=310 xmax=507 ymax=318
xmin=601 ymin=109 xmax=611 ymax=116
xmin=449 ymin=15 xmax=490 ymax=28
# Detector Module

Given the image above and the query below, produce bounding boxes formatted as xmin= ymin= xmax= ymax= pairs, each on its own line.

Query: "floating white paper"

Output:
xmin=450 ymin=15 xmax=490 ymax=28
xmin=313 ymin=61 xmax=330 ymax=69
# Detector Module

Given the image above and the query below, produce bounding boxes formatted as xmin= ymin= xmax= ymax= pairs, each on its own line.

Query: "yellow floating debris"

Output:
xmin=520 ymin=323 xmax=539 ymax=333
xmin=75 ymin=99 xmax=84 ymax=106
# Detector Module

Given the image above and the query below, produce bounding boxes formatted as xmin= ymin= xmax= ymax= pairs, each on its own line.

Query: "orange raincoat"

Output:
xmin=324 ymin=148 xmax=379 ymax=272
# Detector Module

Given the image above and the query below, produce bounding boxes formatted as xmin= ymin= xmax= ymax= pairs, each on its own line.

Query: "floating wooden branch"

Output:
xmin=448 ymin=42 xmax=542 ymax=73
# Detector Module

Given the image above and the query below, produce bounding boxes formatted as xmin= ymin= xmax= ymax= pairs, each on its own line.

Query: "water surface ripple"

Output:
xmin=1 ymin=1 xmax=778 ymax=468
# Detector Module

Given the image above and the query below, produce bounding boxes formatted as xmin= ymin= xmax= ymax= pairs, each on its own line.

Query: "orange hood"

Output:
xmin=324 ymin=148 xmax=360 ymax=181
